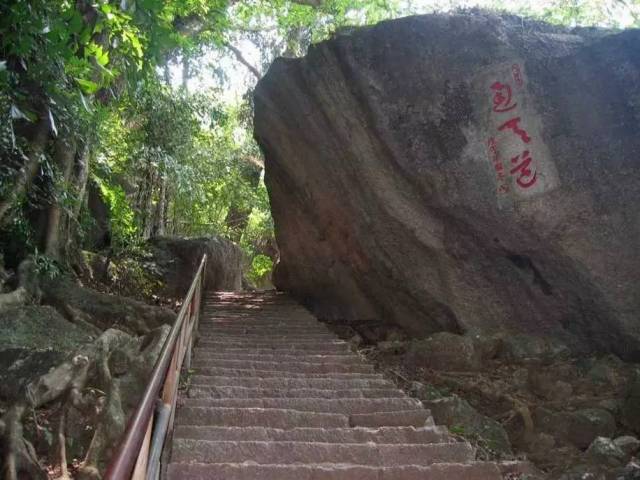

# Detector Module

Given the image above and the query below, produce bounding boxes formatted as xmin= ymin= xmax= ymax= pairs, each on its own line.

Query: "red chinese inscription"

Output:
xmin=487 ymin=137 xmax=510 ymax=193
xmin=510 ymin=150 xmax=538 ymax=188
xmin=498 ymin=117 xmax=532 ymax=144
xmin=490 ymin=82 xmax=517 ymax=112
xmin=486 ymin=64 xmax=538 ymax=192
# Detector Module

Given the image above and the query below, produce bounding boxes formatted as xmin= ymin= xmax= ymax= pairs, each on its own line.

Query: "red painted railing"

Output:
xmin=104 ymin=254 xmax=207 ymax=480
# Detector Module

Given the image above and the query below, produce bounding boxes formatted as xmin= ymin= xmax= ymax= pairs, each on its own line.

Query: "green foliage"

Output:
xmin=33 ymin=249 xmax=61 ymax=279
xmin=247 ymin=254 xmax=274 ymax=285
xmin=95 ymin=177 xmax=138 ymax=250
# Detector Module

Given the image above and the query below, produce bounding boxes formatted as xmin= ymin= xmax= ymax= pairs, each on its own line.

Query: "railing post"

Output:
xmin=131 ymin=415 xmax=153 ymax=480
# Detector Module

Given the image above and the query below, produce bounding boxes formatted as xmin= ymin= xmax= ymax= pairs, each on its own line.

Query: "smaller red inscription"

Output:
xmin=487 ymin=137 xmax=510 ymax=193
xmin=498 ymin=117 xmax=531 ymax=144
xmin=510 ymin=150 xmax=538 ymax=188
xmin=511 ymin=64 xmax=524 ymax=87
xmin=490 ymin=81 xmax=517 ymax=113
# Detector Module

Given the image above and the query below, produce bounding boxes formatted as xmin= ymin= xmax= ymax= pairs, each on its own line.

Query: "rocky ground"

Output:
xmin=0 ymin=235 xmax=242 ymax=479
xmin=323 ymin=321 xmax=640 ymax=480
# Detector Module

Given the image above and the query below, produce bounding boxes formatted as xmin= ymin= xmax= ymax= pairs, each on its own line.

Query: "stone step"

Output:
xmin=188 ymin=376 xmax=395 ymax=389
xmin=176 ymin=406 xmax=349 ymax=428
xmin=190 ymin=370 xmax=383 ymax=380
xmin=196 ymin=338 xmax=346 ymax=346
xmin=199 ymin=317 xmax=324 ymax=323
xmin=350 ymin=409 xmax=434 ymax=428
xmin=205 ymin=315 xmax=312 ymax=318
xmin=186 ymin=386 xmax=405 ymax=399
xmin=181 ymin=397 xmax=423 ymax=415
xmin=171 ymin=439 xmax=475 ymax=466
xmin=199 ymin=320 xmax=325 ymax=326
xmin=192 ymin=353 xmax=365 ymax=364
xmin=173 ymin=425 xmax=450 ymax=444
xmin=198 ymin=333 xmax=337 ymax=341
xmin=199 ymin=320 xmax=324 ymax=327
xmin=193 ymin=346 xmax=352 ymax=355
xmin=190 ymin=360 xmax=374 ymax=374
xmin=166 ymin=462 xmax=502 ymax=480
xmin=176 ymin=407 xmax=432 ymax=429
xmin=198 ymin=328 xmax=331 ymax=335
xmin=205 ymin=316 xmax=315 ymax=319
xmin=196 ymin=341 xmax=353 ymax=355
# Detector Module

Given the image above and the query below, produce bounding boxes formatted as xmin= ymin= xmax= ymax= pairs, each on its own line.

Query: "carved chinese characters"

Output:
xmin=481 ymin=62 xmax=559 ymax=200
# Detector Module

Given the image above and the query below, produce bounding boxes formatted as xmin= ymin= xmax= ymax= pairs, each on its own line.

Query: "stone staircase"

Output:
xmin=166 ymin=291 xmax=509 ymax=479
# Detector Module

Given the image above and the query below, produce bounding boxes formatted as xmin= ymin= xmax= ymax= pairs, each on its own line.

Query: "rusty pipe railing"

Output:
xmin=104 ymin=254 xmax=207 ymax=480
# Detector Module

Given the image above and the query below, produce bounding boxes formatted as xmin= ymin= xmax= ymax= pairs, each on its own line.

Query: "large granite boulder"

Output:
xmin=254 ymin=13 xmax=640 ymax=360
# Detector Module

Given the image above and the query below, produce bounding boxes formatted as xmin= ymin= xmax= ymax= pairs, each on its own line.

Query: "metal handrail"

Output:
xmin=104 ymin=254 xmax=207 ymax=480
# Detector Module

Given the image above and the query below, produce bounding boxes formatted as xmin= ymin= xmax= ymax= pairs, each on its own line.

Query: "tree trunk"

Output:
xmin=0 ymin=117 xmax=50 ymax=225
xmin=153 ymin=175 xmax=167 ymax=237
xmin=44 ymin=137 xmax=77 ymax=259
xmin=65 ymin=142 xmax=91 ymax=262
xmin=72 ymin=142 xmax=90 ymax=220
xmin=135 ymin=166 xmax=158 ymax=240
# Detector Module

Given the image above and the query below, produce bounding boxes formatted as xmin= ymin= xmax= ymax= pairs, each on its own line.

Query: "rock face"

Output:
xmin=149 ymin=236 xmax=243 ymax=295
xmin=254 ymin=13 xmax=640 ymax=359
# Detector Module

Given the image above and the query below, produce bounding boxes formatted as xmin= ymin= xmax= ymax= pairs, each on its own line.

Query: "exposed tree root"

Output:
xmin=0 ymin=260 xmax=40 ymax=313
xmin=1 ymin=326 xmax=169 ymax=479
xmin=42 ymin=275 xmax=174 ymax=335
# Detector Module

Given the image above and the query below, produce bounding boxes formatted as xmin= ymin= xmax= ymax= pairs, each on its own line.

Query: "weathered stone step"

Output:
xmin=204 ymin=315 xmax=317 ymax=318
xmin=200 ymin=314 xmax=316 ymax=320
xmin=173 ymin=425 xmax=450 ymax=444
xmin=196 ymin=341 xmax=353 ymax=355
xmin=186 ymin=386 xmax=404 ymax=399
xmin=166 ymin=462 xmax=502 ymax=480
xmin=200 ymin=316 xmax=321 ymax=323
xmin=193 ymin=345 xmax=351 ymax=355
xmin=192 ymin=353 xmax=364 ymax=364
xmin=190 ymin=369 xmax=381 ymax=380
xmin=199 ymin=320 xmax=323 ymax=327
xmin=350 ymin=409 xmax=434 ymax=428
xmin=171 ymin=439 xmax=475 ymax=466
xmin=181 ymin=397 xmax=423 ymax=415
xmin=177 ymin=407 xmax=431 ymax=429
xmin=198 ymin=336 xmax=348 ymax=348
xmin=198 ymin=327 xmax=331 ymax=335
xmin=176 ymin=406 xmax=349 ymax=428
xmin=188 ymin=376 xmax=394 ymax=389
xmin=190 ymin=360 xmax=374 ymax=374
xmin=198 ymin=333 xmax=336 ymax=341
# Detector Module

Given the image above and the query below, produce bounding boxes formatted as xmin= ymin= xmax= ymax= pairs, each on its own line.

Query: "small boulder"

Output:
xmin=377 ymin=340 xmax=406 ymax=354
xmin=405 ymin=332 xmax=481 ymax=371
xmin=349 ymin=333 xmax=364 ymax=348
xmin=586 ymin=437 xmax=626 ymax=467
xmin=499 ymin=334 xmax=570 ymax=364
xmin=614 ymin=436 xmax=640 ymax=457
xmin=570 ymin=409 xmax=617 ymax=449
xmin=423 ymin=395 xmax=512 ymax=456
xmin=619 ymin=461 xmax=640 ymax=480
xmin=409 ymin=381 xmax=446 ymax=401
xmin=470 ymin=334 xmax=503 ymax=362
xmin=533 ymin=407 xmax=616 ymax=449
